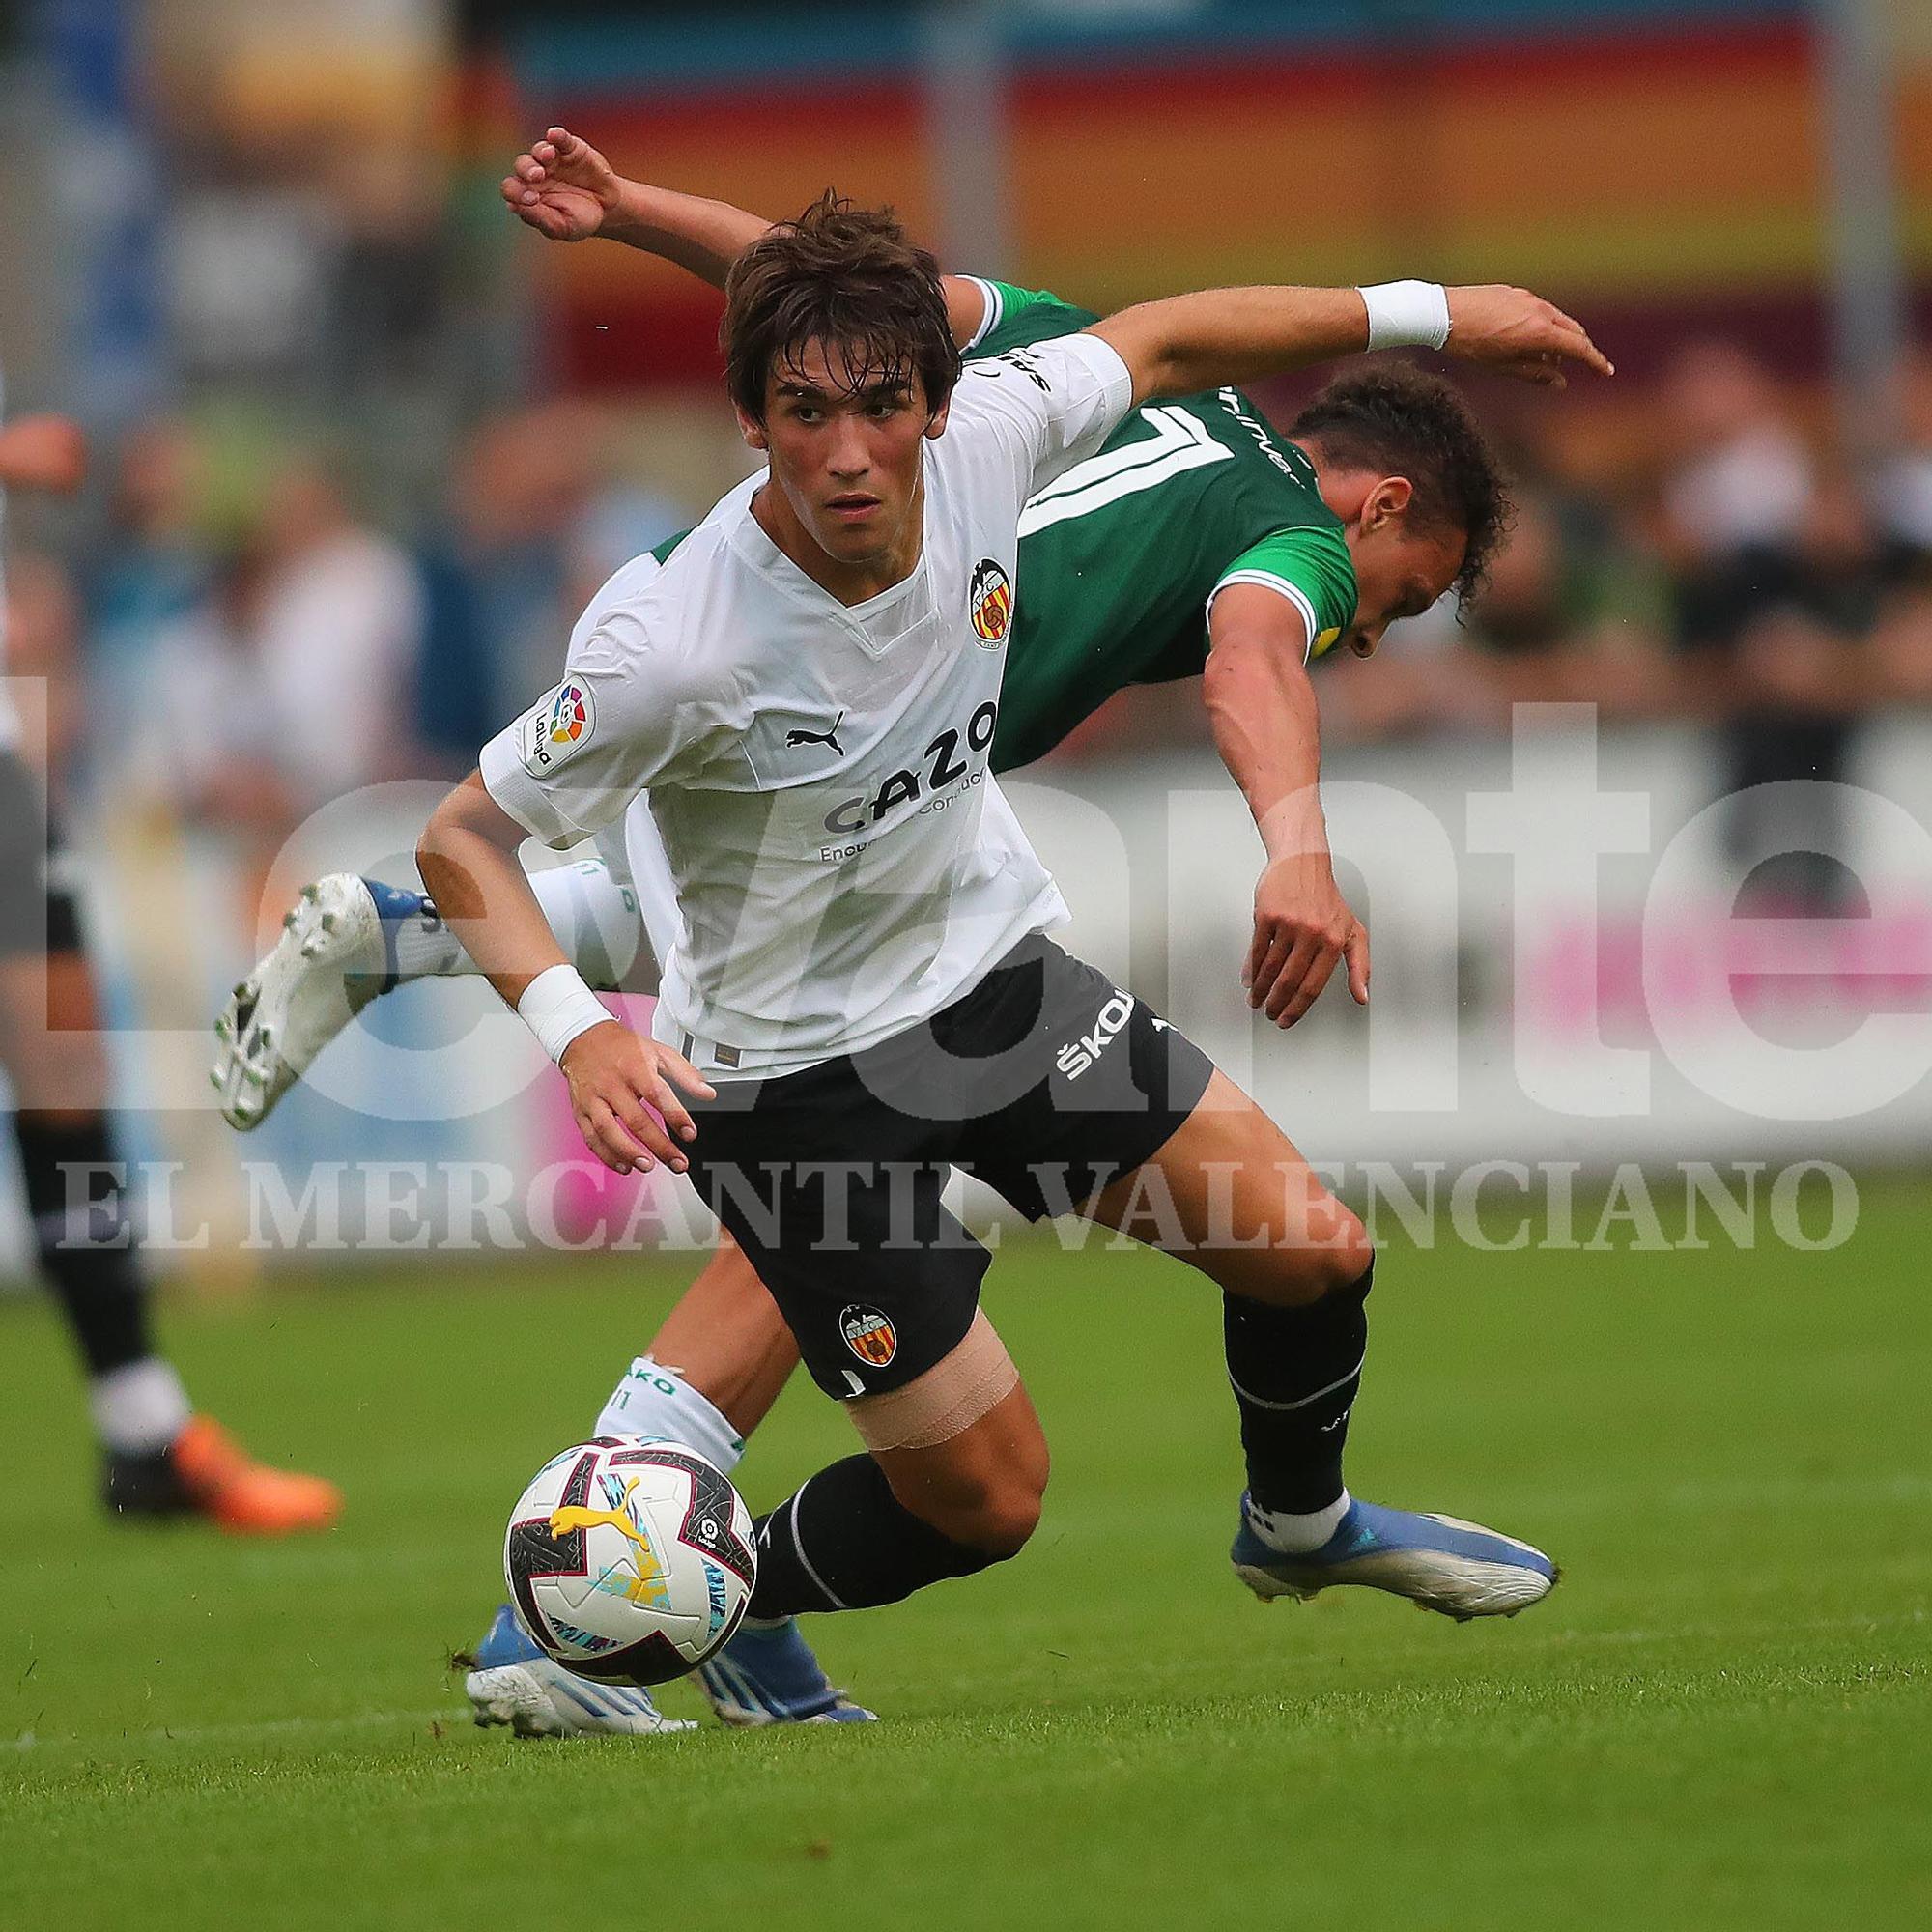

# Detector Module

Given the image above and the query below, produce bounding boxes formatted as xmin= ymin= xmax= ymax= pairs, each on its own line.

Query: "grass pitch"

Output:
xmin=2 ymin=1182 xmax=1928 ymax=1931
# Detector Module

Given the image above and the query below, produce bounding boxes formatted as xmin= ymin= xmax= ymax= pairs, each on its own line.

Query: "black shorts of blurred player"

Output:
xmin=0 ymin=749 xmax=338 ymax=1528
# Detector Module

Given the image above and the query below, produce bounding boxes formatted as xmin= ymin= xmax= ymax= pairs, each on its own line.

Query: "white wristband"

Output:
xmin=517 ymin=964 xmax=613 ymax=1065
xmin=1357 ymin=280 xmax=1451 ymax=352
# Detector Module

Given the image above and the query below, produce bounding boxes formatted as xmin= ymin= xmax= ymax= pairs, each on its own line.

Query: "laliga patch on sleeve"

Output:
xmin=518 ymin=678 xmax=597 ymax=777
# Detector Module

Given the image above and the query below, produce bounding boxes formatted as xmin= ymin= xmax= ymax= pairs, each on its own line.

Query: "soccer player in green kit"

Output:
xmin=214 ymin=131 xmax=1603 ymax=1733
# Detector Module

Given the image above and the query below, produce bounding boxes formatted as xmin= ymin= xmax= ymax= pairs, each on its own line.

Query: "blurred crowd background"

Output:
xmin=3 ymin=0 xmax=1932 ymax=1254
xmin=2 ymin=1 xmax=1928 ymax=899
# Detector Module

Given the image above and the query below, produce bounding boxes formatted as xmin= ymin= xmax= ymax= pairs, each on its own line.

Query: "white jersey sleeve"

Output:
xmin=947 ymin=330 xmax=1132 ymax=500
xmin=479 ymin=594 xmax=739 ymax=850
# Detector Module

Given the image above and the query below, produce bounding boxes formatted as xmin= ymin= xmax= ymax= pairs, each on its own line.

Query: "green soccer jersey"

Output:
xmin=644 ymin=278 xmax=1356 ymax=776
xmin=962 ymin=277 xmax=1358 ymax=773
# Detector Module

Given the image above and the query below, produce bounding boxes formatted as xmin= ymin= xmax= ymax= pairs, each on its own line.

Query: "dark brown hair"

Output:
xmin=1292 ymin=365 xmax=1513 ymax=605
xmin=722 ymin=191 xmax=960 ymax=424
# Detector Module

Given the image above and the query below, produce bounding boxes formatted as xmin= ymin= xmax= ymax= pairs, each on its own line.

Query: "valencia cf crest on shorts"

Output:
xmin=839 ymin=1304 xmax=898 ymax=1368
xmin=969 ymin=559 xmax=1013 ymax=645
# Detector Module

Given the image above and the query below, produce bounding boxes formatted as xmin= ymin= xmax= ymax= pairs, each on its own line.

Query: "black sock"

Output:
xmin=749 ymin=1454 xmax=1001 ymax=1617
xmin=14 ymin=1112 xmax=154 ymax=1377
xmin=1223 ymin=1258 xmax=1373 ymax=1515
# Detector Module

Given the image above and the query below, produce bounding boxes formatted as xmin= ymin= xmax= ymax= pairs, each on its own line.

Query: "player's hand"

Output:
xmin=559 ymin=1020 xmax=717 ymax=1176
xmin=1243 ymin=852 xmax=1369 ymax=1028
xmin=1444 ymin=286 xmax=1614 ymax=387
xmin=501 ymin=126 xmax=622 ymax=242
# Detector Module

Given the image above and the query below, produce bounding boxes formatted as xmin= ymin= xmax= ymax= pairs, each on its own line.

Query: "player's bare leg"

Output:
xmin=744 ymin=1308 xmax=1053 ymax=1621
xmin=1086 ymin=1069 xmax=1556 ymax=1620
xmin=1086 ymin=1069 xmax=1372 ymax=1300
xmin=868 ymin=1375 xmax=1050 ymax=1557
xmin=618 ymin=1235 xmax=801 ymax=1440
xmin=0 ymin=950 xmax=338 ymax=1531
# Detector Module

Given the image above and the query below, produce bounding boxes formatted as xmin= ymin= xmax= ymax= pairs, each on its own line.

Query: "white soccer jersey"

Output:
xmin=482 ymin=329 xmax=1133 ymax=1078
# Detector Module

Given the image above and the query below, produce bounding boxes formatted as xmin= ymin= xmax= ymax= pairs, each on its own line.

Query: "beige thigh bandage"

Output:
xmin=849 ymin=1310 xmax=1019 ymax=1451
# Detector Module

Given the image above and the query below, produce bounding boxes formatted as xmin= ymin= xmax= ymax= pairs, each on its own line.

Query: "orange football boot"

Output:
xmin=105 ymin=1415 xmax=341 ymax=1533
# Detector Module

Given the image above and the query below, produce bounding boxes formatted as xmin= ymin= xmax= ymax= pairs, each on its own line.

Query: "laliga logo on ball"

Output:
xmin=969 ymin=558 xmax=1012 ymax=645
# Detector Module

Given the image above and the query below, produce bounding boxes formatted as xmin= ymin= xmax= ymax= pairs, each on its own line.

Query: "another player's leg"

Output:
xmin=1091 ymin=1069 xmax=1556 ymax=1620
xmin=0 ymin=924 xmax=338 ymax=1532
xmin=464 ymin=1236 xmax=876 ymax=1734
xmin=599 ymin=1243 xmax=877 ymax=1726
xmin=213 ymin=853 xmax=644 ymax=1128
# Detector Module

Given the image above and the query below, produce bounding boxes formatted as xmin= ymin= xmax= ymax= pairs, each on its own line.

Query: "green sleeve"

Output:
xmin=1210 ymin=526 xmax=1358 ymax=662
xmin=963 ymin=278 xmax=1102 ymax=357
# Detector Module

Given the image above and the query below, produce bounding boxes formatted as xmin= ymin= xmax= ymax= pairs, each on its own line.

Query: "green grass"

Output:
xmin=2 ymin=1183 xmax=1928 ymax=1931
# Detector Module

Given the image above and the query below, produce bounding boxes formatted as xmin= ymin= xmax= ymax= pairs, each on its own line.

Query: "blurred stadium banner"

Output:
xmin=497 ymin=0 xmax=1932 ymax=390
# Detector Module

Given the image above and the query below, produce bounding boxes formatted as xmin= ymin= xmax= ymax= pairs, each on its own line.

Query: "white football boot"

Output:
xmin=464 ymin=1605 xmax=696 ymax=1739
xmin=212 ymin=874 xmax=386 ymax=1130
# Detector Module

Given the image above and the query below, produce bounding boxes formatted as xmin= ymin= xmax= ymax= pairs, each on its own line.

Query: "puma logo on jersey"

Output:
xmin=1056 ymin=990 xmax=1135 ymax=1080
xmin=787 ymin=711 xmax=845 ymax=755
xmin=822 ymin=699 xmax=999 ymax=835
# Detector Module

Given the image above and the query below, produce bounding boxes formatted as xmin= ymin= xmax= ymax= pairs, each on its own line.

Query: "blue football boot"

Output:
xmin=695 ymin=1618 xmax=877 ymax=1726
xmin=1231 ymin=1495 xmax=1558 ymax=1622
xmin=463 ymin=1603 xmax=696 ymax=1738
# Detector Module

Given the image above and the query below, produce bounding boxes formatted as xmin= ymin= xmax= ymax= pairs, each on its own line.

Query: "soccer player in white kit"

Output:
xmin=420 ymin=196 xmax=1607 ymax=1640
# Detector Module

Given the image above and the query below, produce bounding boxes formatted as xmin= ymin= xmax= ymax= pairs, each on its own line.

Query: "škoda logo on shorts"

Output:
xmin=839 ymin=1305 xmax=897 ymax=1367
xmin=1056 ymin=990 xmax=1135 ymax=1080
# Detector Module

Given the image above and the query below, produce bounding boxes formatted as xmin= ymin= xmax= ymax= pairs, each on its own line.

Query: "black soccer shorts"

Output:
xmin=0 ymin=750 xmax=84 ymax=959
xmin=678 ymin=934 xmax=1216 ymax=1400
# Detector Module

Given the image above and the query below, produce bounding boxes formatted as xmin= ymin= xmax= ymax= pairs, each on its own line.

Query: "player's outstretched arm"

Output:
xmin=418 ymin=774 xmax=714 ymax=1176
xmin=0 ymin=414 xmax=87 ymax=494
xmin=501 ymin=127 xmax=769 ymax=278
xmin=1202 ymin=585 xmax=1368 ymax=1028
xmin=500 ymin=128 xmax=993 ymax=347
xmin=1093 ymin=280 xmax=1613 ymax=407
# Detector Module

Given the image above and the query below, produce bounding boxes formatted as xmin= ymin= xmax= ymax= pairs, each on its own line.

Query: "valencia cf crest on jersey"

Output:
xmin=969 ymin=558 xmax=1013 ymax=645
xmin=839 ymin=1304 xmax=898 ymax=1368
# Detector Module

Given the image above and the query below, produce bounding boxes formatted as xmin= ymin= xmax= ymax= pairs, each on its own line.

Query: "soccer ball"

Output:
xmin=502 ymin=1435 xmax=757 ymax=1686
